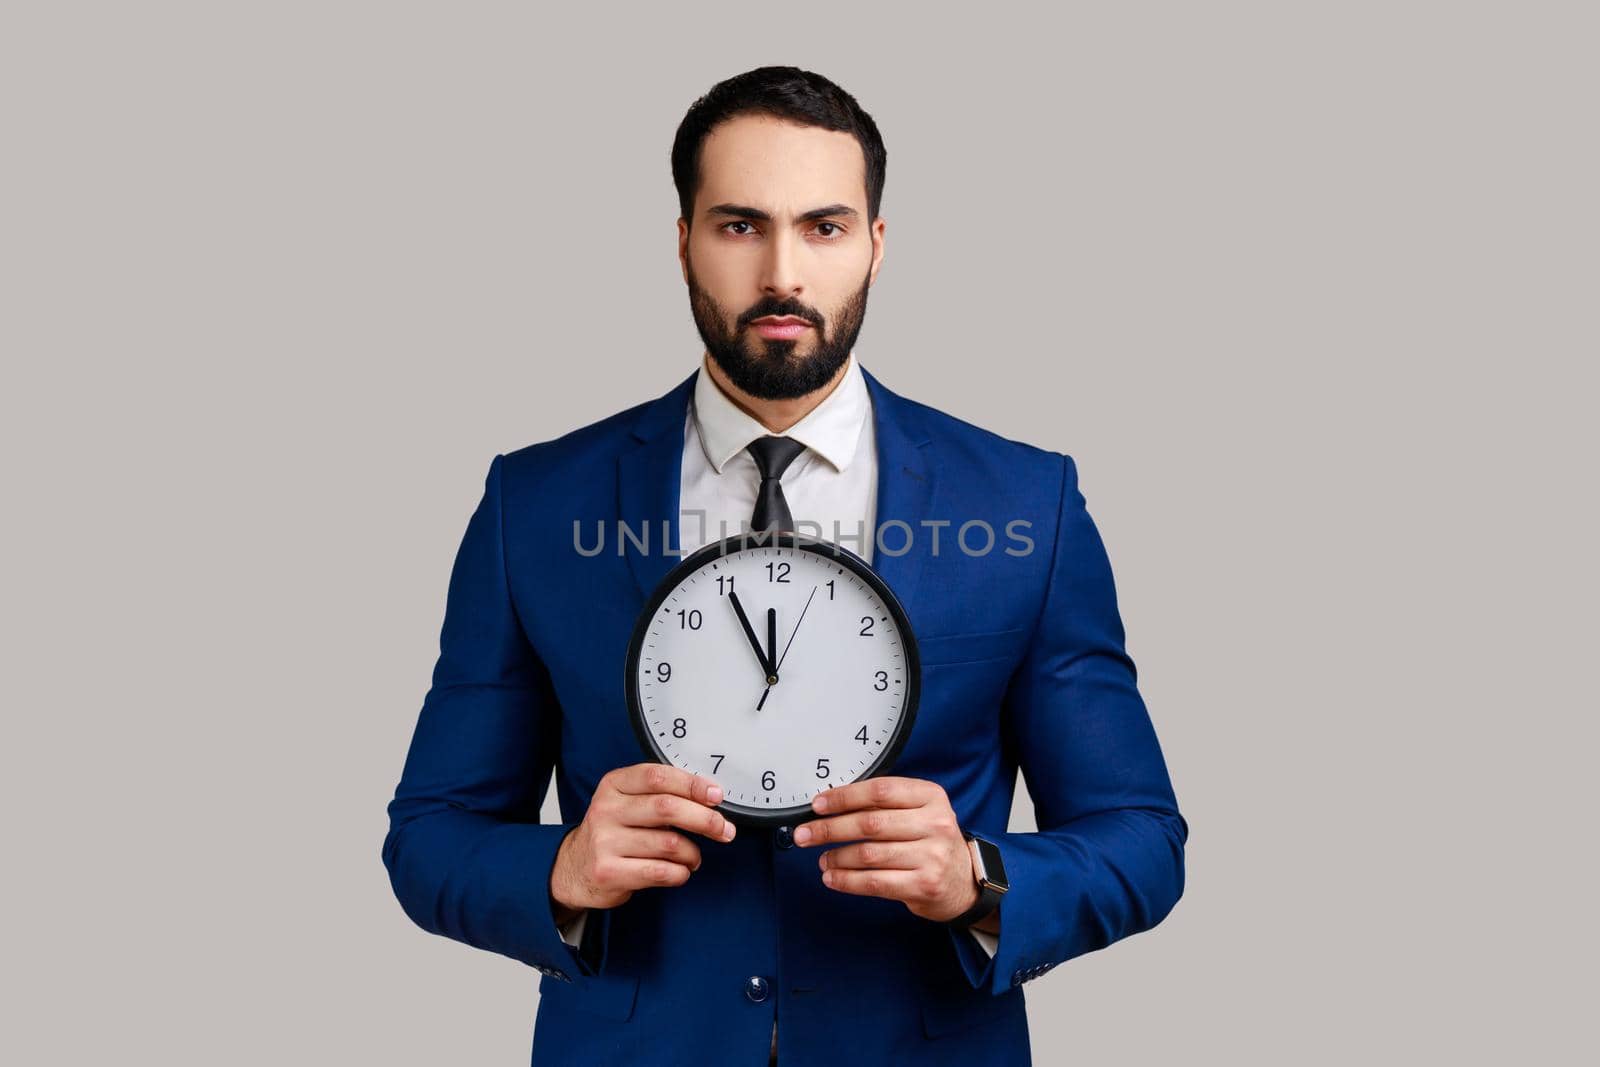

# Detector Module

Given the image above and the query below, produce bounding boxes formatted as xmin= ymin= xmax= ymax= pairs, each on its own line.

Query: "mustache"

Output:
xmin=738 ymin=304 xmax=823 ymax=329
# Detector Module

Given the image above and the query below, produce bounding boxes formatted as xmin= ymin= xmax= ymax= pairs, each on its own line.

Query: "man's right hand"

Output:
xmin=550 ymin=763 xmax=736 ymax=917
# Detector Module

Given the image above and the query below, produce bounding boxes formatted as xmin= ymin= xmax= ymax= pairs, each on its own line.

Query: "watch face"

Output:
xmin=625 ymin=532 xmax=920 ymax=827
xmin=973 ymin=836 xmax=1008 ymax=892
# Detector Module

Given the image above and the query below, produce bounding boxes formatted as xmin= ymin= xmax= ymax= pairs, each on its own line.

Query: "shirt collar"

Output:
xmin=691 ymin=348 xmax=870 ymax=475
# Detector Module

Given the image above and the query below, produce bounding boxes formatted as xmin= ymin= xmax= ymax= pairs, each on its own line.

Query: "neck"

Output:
xmin=704 ymin=352 xmax=850 ymax=434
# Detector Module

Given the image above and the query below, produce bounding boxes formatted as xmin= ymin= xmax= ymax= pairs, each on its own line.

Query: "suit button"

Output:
xmin=775 ymin=825 xmax=794 ymax=849
xmin=745 ymin=975 xmax=770 ymax=1003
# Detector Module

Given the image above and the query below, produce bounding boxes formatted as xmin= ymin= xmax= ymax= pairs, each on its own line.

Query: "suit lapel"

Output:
xmin=619 ymin=370 xmax=696 ymax=601
xmin=860 ymin=366 xmax=938 ymax=633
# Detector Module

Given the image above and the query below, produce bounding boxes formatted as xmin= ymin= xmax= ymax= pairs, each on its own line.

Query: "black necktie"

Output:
xmin=746 ymin=435 xmax=807 ymax=532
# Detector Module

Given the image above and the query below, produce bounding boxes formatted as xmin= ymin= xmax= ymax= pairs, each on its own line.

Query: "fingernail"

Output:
xmin=794 ymin=825 xmax=812 ymax=845
xmin=722 ymin=820 xmax=737 ymax=842
xmin=707 ymin=785 xmax=724 ymax=804
xmin=812 ymin=795 xmax=829 ymax=813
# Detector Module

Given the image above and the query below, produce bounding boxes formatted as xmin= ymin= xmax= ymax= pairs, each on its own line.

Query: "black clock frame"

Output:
xmin=624 ymin=530 xmax=921 ymax=828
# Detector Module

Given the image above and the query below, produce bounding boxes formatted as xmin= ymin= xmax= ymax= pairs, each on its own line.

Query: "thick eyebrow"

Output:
xmin=705 ymin=202 xmax=860 ymax=224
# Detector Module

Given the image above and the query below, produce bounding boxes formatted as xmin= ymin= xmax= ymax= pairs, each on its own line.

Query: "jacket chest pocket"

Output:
xmin=895 ymin=627 xmax=1026 ymax=776
xmin=917 ymin=626 xmax=1026 ymax=668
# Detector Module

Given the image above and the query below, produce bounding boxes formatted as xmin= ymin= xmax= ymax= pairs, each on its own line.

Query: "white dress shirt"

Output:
xmin=677 ymin=347 xmax=878 ymax=562
xmin=556 ymin=351 xmax=998 ymax=1062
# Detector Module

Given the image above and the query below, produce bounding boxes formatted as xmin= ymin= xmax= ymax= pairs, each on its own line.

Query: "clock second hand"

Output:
xmin=774 ymin=585 xmax=819 ymax=674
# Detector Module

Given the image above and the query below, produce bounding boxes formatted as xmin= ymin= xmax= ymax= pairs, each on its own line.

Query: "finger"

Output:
xmin=793 ymin=808 xmax=921 ymax=847
xmin=812 ymin=776 xmax=933 ymax=815
xmin=596 ymin=855 xmax=695 ymax=892
xmin=820 ymin=866 xmax=922 ymax=901
xmin=819 ymin=840 xmax=921 ymax=871
xmin=612 ymin=763 xmax=725 ymax=807
xmin=615 ymin=827 xmax=704 ymax=871
xmin=621 ymin=792 xmax=737 ymax=842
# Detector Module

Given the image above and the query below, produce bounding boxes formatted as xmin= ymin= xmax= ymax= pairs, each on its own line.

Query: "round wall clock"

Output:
xmin=624 ymin=531 xmax=920 ymax=828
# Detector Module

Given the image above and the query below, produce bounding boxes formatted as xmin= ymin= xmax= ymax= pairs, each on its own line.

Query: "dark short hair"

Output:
xmin=671 ymin=66 xmax=887 ymax=228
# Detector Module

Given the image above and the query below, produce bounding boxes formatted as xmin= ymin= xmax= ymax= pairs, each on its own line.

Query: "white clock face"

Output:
xmin=628 ymin=538 xmax=918 ymax=823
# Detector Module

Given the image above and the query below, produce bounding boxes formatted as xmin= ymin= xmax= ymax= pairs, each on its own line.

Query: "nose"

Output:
xmin=759 ymin=227 xmax=803 ymax=301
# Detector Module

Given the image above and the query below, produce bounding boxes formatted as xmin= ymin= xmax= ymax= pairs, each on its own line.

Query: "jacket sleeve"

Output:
xmin=381 ymin=453 xmax=611 ymax=983
xmin=948 ymin=452 xmax=1189 ymax=995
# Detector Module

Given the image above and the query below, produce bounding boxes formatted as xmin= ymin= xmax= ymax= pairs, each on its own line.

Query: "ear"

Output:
xmin=867 ymin=216 xmax=886 ymax=286
xmin=677 ymin=218 xmax=690 ymax=284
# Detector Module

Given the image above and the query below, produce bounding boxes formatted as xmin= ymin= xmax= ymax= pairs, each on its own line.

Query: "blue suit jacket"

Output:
xmin=382 ymin=365 xmax=1188 ymax=1065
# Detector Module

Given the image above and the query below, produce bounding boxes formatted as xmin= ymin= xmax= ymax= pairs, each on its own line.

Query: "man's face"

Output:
xmin=678 ymin=114 xmax=885 ymax=401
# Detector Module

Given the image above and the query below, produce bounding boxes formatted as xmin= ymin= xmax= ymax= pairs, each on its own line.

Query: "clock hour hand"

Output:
xmin=728 ymin=591 xmax=775 ymax=679
xmin=753 ymin=610 xmax=779 ymax=714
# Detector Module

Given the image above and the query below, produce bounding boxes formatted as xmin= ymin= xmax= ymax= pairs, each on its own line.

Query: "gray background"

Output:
xmin=4 ymin=1 xmax=1594 ymax=1063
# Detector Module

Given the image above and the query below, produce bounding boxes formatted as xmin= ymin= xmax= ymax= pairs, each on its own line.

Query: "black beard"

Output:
xmin=686 ymin=257 xmax=870 ymax=401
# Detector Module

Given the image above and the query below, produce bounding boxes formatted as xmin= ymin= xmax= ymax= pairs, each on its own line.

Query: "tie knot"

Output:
xmin=746 ymin=435 xmax=807 ymax=481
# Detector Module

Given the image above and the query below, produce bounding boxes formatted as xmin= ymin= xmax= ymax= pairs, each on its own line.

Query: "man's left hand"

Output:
xmin=793 ymin=776 xmax=980 ymax=924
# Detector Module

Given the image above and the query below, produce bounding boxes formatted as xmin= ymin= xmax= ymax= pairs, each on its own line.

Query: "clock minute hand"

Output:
xmin=766 ymin=608 xmax=777 ymax=682
xmin=728 ymin=591 xmax=775 ymax=678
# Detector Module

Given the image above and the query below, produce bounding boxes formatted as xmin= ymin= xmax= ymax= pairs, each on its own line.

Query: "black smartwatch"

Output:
xmin=945 ymin=829 xmax=1008 ymax=928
